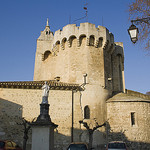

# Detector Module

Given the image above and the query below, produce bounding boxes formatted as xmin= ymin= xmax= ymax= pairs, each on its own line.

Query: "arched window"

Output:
xmin=98 ymin=37 xmax=103 ymax=47
xmin=84 ymin=105 xmax=90 ymax=119
xmin=56 ymin=41 xmax=60 ymax=45
xmin=43 ymin=51 xmax=51 ymax=61
xmin=46 ymin=30 xmax=50 ymax=35
xmin=69 ymin=35 xmax=77 ymax=47
xmin=79 ymin=35 xmax=86 ymax=46
xmin=89 ymin=35 xmax=95 ymax=46
xmin=61 ymin=38 xmax=67 ymax=49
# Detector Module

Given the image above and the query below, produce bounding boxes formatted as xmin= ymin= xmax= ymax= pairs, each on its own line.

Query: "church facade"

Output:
xmin=0 ymin=21 xmax=149 ymax=150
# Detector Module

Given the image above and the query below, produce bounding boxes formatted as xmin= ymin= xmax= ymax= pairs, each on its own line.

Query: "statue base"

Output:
xmin=32 ymin=96 xmax=57 ymax=126
xmin=31 ymin=97 xmax=58 ymax=150
xmin=42 ymin=96 xmax=48 ymax=104
xmin=35 ymin=103 xmax=51 ymax=124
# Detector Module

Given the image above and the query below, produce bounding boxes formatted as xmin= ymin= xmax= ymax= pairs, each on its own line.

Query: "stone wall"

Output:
xmin=0 ymin=88 xmax=84 ymax=149
xmin=106 ymin=92 xmax=150 ymax=149
xmin=0 ymin=84 xmax=111 ymax=150
xmin=1 ymin=87 xmax=150 ymax=149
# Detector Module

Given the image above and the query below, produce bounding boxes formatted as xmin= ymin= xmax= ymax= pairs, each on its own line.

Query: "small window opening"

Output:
xmin=63 ymin=38 xmax=67 ymax=43
xmin=84 ymin=105 xmax=90 ymax=119
xmin=43 ymin=51 xmax=51 ymax=60
xmin=46 ymin=31 xmax=50 ymax=35
xmin=98 ymin=38 xmax=103 ymax=47
xmin=69 ymin=36 xmax=76 ymax=47
xmin=89 ymin=35 xmax=95 ymax=46
xmin=131 ymin=112 xmax=135 ymax=126
xmin=79 ymin=35 xmax=86 ymax=46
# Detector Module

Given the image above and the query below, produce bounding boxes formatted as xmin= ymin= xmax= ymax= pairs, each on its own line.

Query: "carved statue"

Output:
xmin=41 ymin=82 xmax=50 ymax=104
xmin=42 ymin=81 xmax=50 ymax=97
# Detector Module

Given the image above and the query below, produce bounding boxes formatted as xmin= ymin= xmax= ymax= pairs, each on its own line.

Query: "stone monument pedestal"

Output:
xmin=31 ymin=124 xmax=56 ymax=150
xmin=31 ymin=102 xmax=58 ymax=150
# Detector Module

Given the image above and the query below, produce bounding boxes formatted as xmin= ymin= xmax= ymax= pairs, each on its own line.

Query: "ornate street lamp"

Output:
xmin=128 ymin=23 xmax=139 ymax=44
xmin=128 ymin=17 xmax=150 ymax=44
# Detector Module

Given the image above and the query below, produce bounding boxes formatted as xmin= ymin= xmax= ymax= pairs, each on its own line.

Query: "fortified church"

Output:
xmin=0 ymin=20 xmax=150 ymax=150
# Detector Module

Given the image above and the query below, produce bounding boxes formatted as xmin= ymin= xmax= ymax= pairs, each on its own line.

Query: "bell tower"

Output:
xmin=34 ymin=19 xmax=54 ymax=81
xmin=34 ymin=21 xmax=125 ymax=93
xmin=33 ymin=21 xmax=125 ymax=126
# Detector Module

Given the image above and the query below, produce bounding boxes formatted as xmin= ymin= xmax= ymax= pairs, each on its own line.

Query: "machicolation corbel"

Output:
xmin=86 ymin=38 xmax=90 ymax=46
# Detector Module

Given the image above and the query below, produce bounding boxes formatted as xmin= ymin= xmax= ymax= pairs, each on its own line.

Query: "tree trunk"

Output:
xmin=23 ymin=133 xmax=28 ymax=150
xmin=23 ymin=138 xmax=27 ymax=150
xmin=88 ymin=131 xmax=93 ymax=150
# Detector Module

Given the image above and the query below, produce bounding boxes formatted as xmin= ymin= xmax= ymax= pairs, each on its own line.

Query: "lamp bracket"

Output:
xmin=131 ymin=17 xmax=150 ymax=25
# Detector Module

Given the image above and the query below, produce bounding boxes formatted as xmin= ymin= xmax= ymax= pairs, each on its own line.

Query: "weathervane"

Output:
xmin=84 ymin=0 xmax=88 ymax=22
xmin=72 ymin=0 xmax=88 ymax=23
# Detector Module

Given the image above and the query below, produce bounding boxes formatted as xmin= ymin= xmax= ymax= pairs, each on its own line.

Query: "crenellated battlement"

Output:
xmin=53 ymin=23 xmax=114 ymax=50
xmin=38 ymin=22 xmax=115 ymax=56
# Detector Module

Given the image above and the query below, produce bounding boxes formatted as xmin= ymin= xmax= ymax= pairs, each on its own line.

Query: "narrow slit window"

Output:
xmin=84 ymin=105 xmax=90 ymax=119
xmin=131 ymin=112 xmax=135 ymax=126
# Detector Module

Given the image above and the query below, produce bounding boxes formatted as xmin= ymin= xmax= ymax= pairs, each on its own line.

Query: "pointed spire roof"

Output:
xmin=38 ymin=18 xmax=54 ymax=40
xmin=46 ymin=18 xmax=49 ymax=27
xmin=44 ymin=18 xmax=51 ymax=33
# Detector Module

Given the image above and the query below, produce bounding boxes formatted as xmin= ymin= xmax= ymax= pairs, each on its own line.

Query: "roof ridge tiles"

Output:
xmin=0 ymin=81 xmax=82 ymax=91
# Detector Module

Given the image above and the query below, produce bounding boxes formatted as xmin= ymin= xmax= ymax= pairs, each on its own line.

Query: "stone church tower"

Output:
xmin=34 ymin=19 xmax=125 ymax=124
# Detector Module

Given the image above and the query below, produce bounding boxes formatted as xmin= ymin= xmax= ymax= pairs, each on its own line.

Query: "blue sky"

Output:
xmin=0 ymin=0 xmax=149 ymax=94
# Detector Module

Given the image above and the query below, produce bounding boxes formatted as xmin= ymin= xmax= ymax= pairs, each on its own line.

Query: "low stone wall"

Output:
xmin=0 ymin=88 xmax=80 ymax=149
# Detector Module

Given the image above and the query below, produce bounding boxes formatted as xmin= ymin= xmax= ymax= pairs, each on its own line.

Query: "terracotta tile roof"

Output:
xmin=0 ymin=80 xmax=83 ymax=91
xmin=107 ymin=90 xmax=150 ymax=103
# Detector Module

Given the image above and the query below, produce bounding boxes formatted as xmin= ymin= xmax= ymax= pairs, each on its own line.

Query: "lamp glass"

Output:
xmin=129 ymin=29 xmax=137 ymax=39
xmin=128 ymin=24 xmax=139 ymax=43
